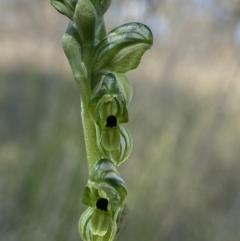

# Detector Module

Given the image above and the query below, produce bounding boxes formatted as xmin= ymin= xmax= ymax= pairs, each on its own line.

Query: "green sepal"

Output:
xmin=99 ymin=73 xmax=120 ymax=95
xmin=90 ymin=209 xmax=111 ymax=236
xmin=82 ymin=186 xmax=100 ymax=207
xmin=93 ymin=22 xmax=153 ymax=73
xmin=92 ymin=73 xmax=121 ymax=99
xmin=96 ymin=124 xmax=133 ymax=165
xmin=97 ymin=95 xmax=118 ymax=122
xmin=62 ymin=21 xmax=87 ymax=82
xmin=50 ymin=0 xmax=77 ymax=20
xmin=73 ymin=0 xmax=97 ymax=45
xmin=97 ymin=97 xmax=128 ymax=125
xmin=89 ymin=74 xmax=129 ymax=125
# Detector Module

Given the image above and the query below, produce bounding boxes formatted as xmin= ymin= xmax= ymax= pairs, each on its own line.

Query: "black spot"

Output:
xmin=106 ymin=115 xmax=117 ymax=128
xmin=96 ymin=198 xmax=108 ymax=211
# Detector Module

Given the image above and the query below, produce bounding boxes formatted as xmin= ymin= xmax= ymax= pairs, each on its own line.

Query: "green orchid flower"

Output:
xmin=89 ymin=73 xmax=132 ymax=165
xmin=51 ymin=0 xmax=153 ymax=239
xmin=83 ymin=159 xmax=127 ymax=210
xmin=89 ymin=73 xmax=129 ymax=124
xmin=79 ymin=159 xmax=127 ymax=241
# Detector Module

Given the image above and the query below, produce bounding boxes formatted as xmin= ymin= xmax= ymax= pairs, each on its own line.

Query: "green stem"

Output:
xmin=81 ymin=99 xmax=101 ymax=172
xmin=78 ymin=45 xmax=101 ymax=173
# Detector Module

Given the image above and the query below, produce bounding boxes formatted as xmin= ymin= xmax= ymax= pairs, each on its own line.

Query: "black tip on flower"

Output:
xmin=106 ymin=115 xmax=117 ymax=128
xmin=96 ymin=198 xmax=108 ymax=211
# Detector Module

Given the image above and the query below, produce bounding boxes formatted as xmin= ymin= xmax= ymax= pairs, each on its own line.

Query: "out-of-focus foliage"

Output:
xmin=1 ymin=0 xmax=240 ymax=241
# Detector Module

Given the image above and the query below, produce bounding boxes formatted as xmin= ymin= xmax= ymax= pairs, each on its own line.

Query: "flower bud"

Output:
xmin=74 ymin=0 xmax=97 ymax=44
xmin=90 ymin=0 xmax=112 ymax=17
xmin=62 ymin=22 xmax=88 ymax=82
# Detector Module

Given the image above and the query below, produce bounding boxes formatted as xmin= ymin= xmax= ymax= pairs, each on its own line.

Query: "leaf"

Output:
xmin=93 ymin=22 xmax=153 ymax=73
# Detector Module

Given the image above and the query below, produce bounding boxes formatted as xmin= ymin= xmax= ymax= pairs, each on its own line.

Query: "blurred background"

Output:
xmin=1 ymin=0 xmax=240 ymax=240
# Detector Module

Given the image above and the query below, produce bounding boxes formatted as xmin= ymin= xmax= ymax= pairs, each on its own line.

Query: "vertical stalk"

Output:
xmin=79 ymin=45 xmax=101 ymax=173
xmin=81 ymin=100 xmax=101 ymax=172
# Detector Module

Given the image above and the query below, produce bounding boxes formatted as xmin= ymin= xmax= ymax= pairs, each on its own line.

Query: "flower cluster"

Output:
xmin=51 ymin=0 xmax=153 ymax=240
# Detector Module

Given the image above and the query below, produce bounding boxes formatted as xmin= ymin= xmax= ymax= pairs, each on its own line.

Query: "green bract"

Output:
xmin=74 ymin=0 xmax=97 ymax=45
xmin=50 ymin=0 xmax=77 ymax=20
xmin=93 ymin=22 xmax=153 ymax=73
xmin=79 ymin=159 xmax=127 ymax=241
xmin=62 ymin=21 xmax=87 ymax=81
xmin=90 ymin=0 xmax=112 ymax=17
xmin=90 ymin=0 xmax=113 ymax=45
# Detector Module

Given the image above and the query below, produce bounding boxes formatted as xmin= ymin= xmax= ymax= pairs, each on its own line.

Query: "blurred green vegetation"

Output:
xmin=0 ymin=70 xmax=88 ymax=241
xmin=1 ymin=68 xmax=240 ymax=241
xmin=1 ymin=0 xmax=240 ymax=241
